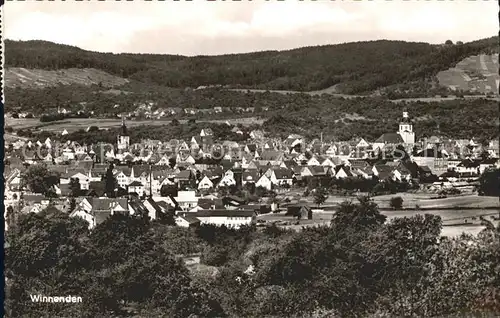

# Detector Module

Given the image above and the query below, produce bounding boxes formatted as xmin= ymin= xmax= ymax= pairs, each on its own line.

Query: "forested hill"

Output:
xmin=5 ymin=36 xmax=498 ymax=94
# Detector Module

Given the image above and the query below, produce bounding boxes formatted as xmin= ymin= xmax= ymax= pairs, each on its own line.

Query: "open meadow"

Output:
xmin=437 ymin=54 xmax=499 ymax=94
xmin=5 ymin=117 xmax=264 ymax=133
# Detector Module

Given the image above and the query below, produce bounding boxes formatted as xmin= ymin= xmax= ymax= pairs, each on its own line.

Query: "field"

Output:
xmin=437 ymin=54 xmax=499 ymax=94
xmin=258 ymin=208 xmax=499 ymax=237
xmin=263 ymin=193 xmax=499 ymax=237
xmin=5 ymin=117 xmax=264 ymax=133
xmin=5 ymin=67 xmax=129 ymax=89
xmin=286 ymin=193 xmax=499 ymax=210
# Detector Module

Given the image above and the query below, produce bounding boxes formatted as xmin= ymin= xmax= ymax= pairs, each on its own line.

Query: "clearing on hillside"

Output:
xmin=5 ymin=67 xmax=129 ymax=89
xmin=437 ymin=54 xmax=499 ymax=94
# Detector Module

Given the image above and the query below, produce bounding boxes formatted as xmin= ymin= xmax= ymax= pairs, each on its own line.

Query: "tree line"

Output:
xmin=10 ymin=90 xmax=498 ymax=143
xmin=5 ymin=197 xmax=500 ymax=317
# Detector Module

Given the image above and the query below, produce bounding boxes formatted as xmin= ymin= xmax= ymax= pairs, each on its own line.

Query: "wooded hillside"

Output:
xmin=5 ymin=36 xmax=498 ymax=93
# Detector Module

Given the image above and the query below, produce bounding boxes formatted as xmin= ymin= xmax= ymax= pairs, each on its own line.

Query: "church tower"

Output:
xmin=398 ymin=110 xmax=415 ymax=145
xmin=117 ymin=116 xmax=130 ymax=151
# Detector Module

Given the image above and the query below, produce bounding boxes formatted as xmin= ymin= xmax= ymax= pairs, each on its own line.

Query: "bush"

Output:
xmin=389 ymin=196 xmax=404 ymax=209
xmin=200 ymin=245 xmax=229 ymax=266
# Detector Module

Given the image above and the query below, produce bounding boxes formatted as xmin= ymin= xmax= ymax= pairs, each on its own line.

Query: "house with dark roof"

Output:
xmin=244 ymin=144 xmax=258 ymax=153
xmin=334 ymin=165 xmax=354 ymax=179
xmin=174 ymin=170 xmax=196 ymax=189
xmin=143 ymin=197 xmax=175 ymax=220
xmin=70 ymin=197 xmax=128 ymax=229
xmin=270 ymin=168 xmax=294 ymax=186
xmin=372 ymin=164 xmax=394 ymax=180
xmin=175 ymin=213 xmax=201 ymax=228
xmin=285 ymin=204 xmax=312 ymax=220
xmin=128 ymin=180 xmax=145 ymax=197
xmin=373 ymin=133 xmax=404 ymax=151
xmin=242 ymin=170 xmax=260 ymax=186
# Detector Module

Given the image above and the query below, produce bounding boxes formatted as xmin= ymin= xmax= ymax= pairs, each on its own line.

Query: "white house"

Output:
xmin=115 ymin=171 xmax=130 ymax=189
xmin=70 ymin=198 xmax=129 ymax=229
xmin=198 ymin=175 xmax=214 ymax=190
xmin=156 ymin=155 xmax=171 ymax=166
xmin=218 ymin=170 xmax=236 ymax=188
xmin=270 ymin=168 xmax=294 ymax=186
xmin=200 ymin=128 xmax=214 ymax=137
xmin=174 ymin=191 xmax=199 ymax=211
xmin=128 ymin=181 xmax=145 ymax=197
xmin=356 ymin=138 xmax=370 ymax=148
xmin=256 ymin=174 xmax=272 ymax=190
xmin=307 ymin=157 xmax=321 ymax=166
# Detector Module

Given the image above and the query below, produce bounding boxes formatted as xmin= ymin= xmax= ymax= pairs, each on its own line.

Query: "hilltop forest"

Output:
xmin=5 ymin=36 xmax=498 ymax=93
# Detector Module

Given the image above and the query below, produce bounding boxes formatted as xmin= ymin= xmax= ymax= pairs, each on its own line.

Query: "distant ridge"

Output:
xmin=5 ymin=36 xmax=498 ymax=94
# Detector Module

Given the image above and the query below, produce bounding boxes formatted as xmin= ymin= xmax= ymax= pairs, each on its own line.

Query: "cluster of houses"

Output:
xmin=4 ymin=111 xmax=499 ymax=231
xmin=129 ymin=101 xmax=270 ymax=120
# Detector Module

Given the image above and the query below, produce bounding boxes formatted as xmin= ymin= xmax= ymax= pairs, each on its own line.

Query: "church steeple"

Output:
xmin=401 ymin=109 xmax=411 ymax=123
xmin=398 ymin=110 xmax=415 ymax=145
xmin=120 ymin=115 xmax=129 ymax=137
xmin=117 ymin=115 xmax=130 ymax=151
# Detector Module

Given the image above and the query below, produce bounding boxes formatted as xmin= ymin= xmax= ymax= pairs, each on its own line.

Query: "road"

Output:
xmin=221 ymin=88 xmax=499 ymax=103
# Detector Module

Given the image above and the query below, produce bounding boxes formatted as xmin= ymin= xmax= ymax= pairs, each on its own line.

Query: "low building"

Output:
xmin=193 ymin=209 xmax=256 ymax=229
xmin=175 ymin=214 xmax=202 ymax=228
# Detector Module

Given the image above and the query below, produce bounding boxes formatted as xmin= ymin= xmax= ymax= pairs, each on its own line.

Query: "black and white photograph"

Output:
xmin=2 ymin=1 xmax=500 ymax=317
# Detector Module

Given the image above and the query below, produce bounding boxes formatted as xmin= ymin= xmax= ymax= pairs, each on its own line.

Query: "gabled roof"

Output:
xmin=128 ymin=180 xmax=144 ymax=187
xmin=91 ymin=198 xmax=128 ymax=212
xmin=191 ymin=136 xmax=202 ymax=144
xmin=375 ymin=133 xmax=404 ymax=144
xmin=373 ymin=164 xmax=393 ymax=179
xmin=245 ymin=144 xmax=257 ymax=152
xmin=415 ymin=149 xmax=448 ymax=158
xmin=175 ymin=170 xmax=193 ymax=180
xmin=145 ymin=197 xmax=163 ymax=213
xmin=418 ymin=165 xmax=432 ymax=173
xmin=177 ymin=214 xmax=201 ymax=224
xmin=260 ymin=150 xmax=284 ymax=161
xmin=308 ymin=165 xmax=328 ymax=176
xmin=129 ymin=198 xmax=149 ymax=215
xmin=334 ymin=165 xmax=353 ymax=177
xmin=272 ymin=168 xmax=294 ymax=179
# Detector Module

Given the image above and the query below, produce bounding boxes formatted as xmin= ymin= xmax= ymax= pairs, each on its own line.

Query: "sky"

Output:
xmin=4 ymin=1 xmax=497 ymax=56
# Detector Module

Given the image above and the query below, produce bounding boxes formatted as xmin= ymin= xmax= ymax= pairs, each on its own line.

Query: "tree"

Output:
xmin=478 ymin=168 xmax=500 ymax=197
xmin=331 ymin=196 xmax=386 ymax=232
xmin=445 ymin=39 xmax=454 ymax=45
xmin=168 ymin=157 xmax=176 ymax=169
xmin=69 ymin=178 xmax=81 ymax=197
xmin=313 ymin=188 xmax=328 ymax=208
xmin=103 ymin=164 xmax=117 ymax=198
xmin=6 ymin=206 xmax=15 ymax=230
xmin=20 ymin=164 xmax=59 ymax=196
xmin=171 ymin=118 xmax=180 ymax=126
xmin=390 ymin=196 xmax=404 ymax=209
